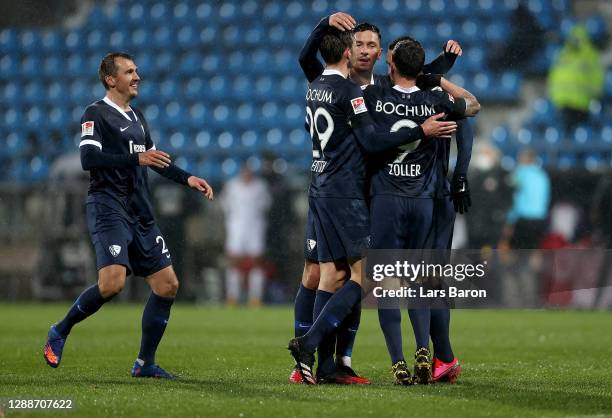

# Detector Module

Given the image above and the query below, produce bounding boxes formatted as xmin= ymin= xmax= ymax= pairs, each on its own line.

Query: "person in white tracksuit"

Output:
xmin=220 ymin=164 xmax=271 ymax=306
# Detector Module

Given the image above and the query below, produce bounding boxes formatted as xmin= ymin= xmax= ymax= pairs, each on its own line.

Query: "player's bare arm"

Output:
xmin=440 ymin=78 xmax=481 ymax=116
xmin=138 ymin=149 xmax=171 ymax=168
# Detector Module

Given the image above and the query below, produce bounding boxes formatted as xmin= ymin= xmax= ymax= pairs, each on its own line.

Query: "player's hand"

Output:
xmin=450 ymin=174 xmax=471 ymax=214
xmin=444 ymin=40 xmax=463 ymax=56
xmin=188 ymin=176 xmax=214 ymax=200
xmin=138 ymin=150 xmax=171 ymax=168
xmin=421 ymin=113 xmax=457 ymax=138
xmin=329 ymin=12 xmax=356 ymax=31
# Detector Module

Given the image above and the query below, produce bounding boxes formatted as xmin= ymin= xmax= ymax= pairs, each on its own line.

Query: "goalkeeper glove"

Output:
xmin=450 ymin=175 xmax=471 ymax=214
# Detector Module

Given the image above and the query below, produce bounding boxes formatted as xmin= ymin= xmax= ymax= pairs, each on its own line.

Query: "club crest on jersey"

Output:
xmin=306 ymin=239 xmax=317 ymax=252
xmin=109 ymin=245 xmax=122 ymax=257
xmin=81 ymin=121 xmax=94 ymax=137
xmin=351 ymin=97 xmax=367 ymax=115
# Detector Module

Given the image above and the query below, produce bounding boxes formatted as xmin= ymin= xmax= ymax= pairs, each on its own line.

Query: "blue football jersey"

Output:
xmin=306 ymin=70 xmax=371 ymax=199
xmin=364 ymin=85 xmax=465 ymax=198
xmin=79 ymin=97 xmax=156 ymax=222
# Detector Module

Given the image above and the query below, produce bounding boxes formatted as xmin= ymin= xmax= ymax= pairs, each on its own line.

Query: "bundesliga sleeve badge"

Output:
xmin=351 ymin=97 xmax=368 ymax=115
xmin=81 ymin=121 xmax=94 ymax=137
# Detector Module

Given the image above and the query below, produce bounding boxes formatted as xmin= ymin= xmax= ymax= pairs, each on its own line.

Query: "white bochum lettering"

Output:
xmin=306 ymin=89 xmax=333 ymax=104
xmin=375 ymin=100 xmax=436 ymax=118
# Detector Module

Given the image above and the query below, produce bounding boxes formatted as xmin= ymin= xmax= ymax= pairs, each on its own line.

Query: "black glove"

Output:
xmin=416 ymin=73 xmax=442 ymax=90
xmin=450 ymin=175 xmax=471 ymax=214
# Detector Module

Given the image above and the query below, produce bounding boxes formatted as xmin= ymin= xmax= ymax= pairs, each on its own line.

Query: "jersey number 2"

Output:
xmin=390 ymin=119 xmax=421 ymax=163
xmin=156 ymin=235 xmax=170 ymax=258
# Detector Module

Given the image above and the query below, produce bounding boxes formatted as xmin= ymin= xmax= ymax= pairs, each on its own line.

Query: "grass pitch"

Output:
xmin=0 ymin=304 xmax=611 ymax=418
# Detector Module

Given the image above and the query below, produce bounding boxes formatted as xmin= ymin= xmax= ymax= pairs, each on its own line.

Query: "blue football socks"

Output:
xmin=55 ymin=284 xmax=109 ymax=336
xmin=430 ymin=308 xmax=454 ymax=362
xmin=302 ymin=280 xmax=362 ymax=353
xmin=138 ymin=292 xmax=174 ymax=366
xmin=294 ymin=284 xmax=316 ymax=337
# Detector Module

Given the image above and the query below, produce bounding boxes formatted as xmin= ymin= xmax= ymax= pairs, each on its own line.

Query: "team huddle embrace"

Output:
xmin=42 ymin=11 xmax=479 ymax=385
xmin=287 ymin=12 xmax=480 ymax=386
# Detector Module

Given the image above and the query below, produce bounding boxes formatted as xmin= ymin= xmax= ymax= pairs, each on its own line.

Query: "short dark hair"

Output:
xmin=319 ymin=27 xmax=353 ymax=65
xmin=354 ymin=22 xmax=382 ymax=45
xmin=388 ymin=36 xmax=412 ymax=51
xmin=99 ymin=52 xmax=134 ymax=90
xmin=391 ymin=37 xmax=424 ymax=79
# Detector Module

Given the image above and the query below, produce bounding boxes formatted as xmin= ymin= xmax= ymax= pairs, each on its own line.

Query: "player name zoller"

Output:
xmin=373 ymin=286 xmax=487 ymax=298
xmin=375 ymin=100 xmax=436 ymax=117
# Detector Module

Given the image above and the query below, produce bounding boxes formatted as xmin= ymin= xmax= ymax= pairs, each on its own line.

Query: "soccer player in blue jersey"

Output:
xmin=43 ymin=52 xmax=214 ymax=379
xmin=364 ymin=37 xmax=479 ymax=384
xmin=288 ymin=28 xmax=457 ymax=384
xmin=290 ymin=12 xmax=462 ymax=384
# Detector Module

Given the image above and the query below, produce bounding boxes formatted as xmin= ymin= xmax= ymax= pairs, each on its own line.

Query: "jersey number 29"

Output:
xmin=306 ymin=107 xmax=334 ymax=159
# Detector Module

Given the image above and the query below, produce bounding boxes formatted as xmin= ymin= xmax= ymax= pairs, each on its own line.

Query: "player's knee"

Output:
xmin=98 ymin=273 xmax=125 ymax=298
xmin=302 ymin=263 xmax=320 ymax=289
xmin=153 ymin=277 xmax=179 ymax=298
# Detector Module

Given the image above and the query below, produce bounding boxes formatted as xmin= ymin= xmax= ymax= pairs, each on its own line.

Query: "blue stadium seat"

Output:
xmin=604 ymin=70 xmax=612 ymax=98
xmin=168 ymin=131 xmax=187 ymax=152
xmin=544 ymin=126 xmax=563 ymax=145
xmin=21 ymin=56 xmax=41 ymax=79
xmin=172 ymin=2 xmax=191 ymax=25
xmin=491 ymin=125 xmax=512 ymax=147
xmin=0 ymin=55 xmax=17 ymax=81
xmin=239 ymin=0 xmax=259 ymax=18
xmin=149 ymin=2 xmax=170 ymax=23
xmin=231 ymin=75 xmax=252 ymax=100
xmin=585 ymin=14 xmax=608 ymax=44
xmin=0 ymin=29 xmax=18 ymax=54
xmin=212 ymin=104 xmax=231 ymax=128
xmin=48 ymin=107 xmax=69 ymax=130
xmin=583 ymin=153 xmax=603 ymax=171
xmin=64 ymin=30 xmax=85 ymax=52
xmin=177 ymin=25 xmax=198 ymax=50
xmin=19 ymin=30 xmax=41 ymax=54
xmin=86 ymin=29 xmax=104 ymax=49
xmin=5 ymin=132 xmax=25 ymax=156
xmin=110 ymin=29 xmax=129 ymax=49
xmin=600 ymin=125 xmax=612 ymax=144
xmin=236 ymin=103 xmax=255 ymax=125
xmin=153 ymin=26 xmax=174 ymax=49
xmin=572 ymin=125 xmax=592 ymax=145
xmin=285 ymin=1 xmax=305 ymax=21
xmin=263 ymin=1 xmax=282 ymax=19
xmin=187 ymin=102 xmax=207 ymax=129
xmin=2 ymin=82 xmax=19 ymax=105
xmin=516 ymin=128 xmax=534 ymax=145
xmin=268 ymin=25 xmax=287 ymax=46
xmin=194 ymin=3 xmax=213 ymax=24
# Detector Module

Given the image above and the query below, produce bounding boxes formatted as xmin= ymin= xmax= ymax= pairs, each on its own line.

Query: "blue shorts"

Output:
xmin=370 ymin=195 xmax=435 ymax=250
xmin=86 ymin=202 xmax=172 ymax=277
xmin=304 ymin=197 xmax=370 ymax=262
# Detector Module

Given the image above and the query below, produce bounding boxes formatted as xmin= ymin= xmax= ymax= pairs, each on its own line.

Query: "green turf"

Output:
xmin=0 ymin=304 xmax=611 ymax=418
